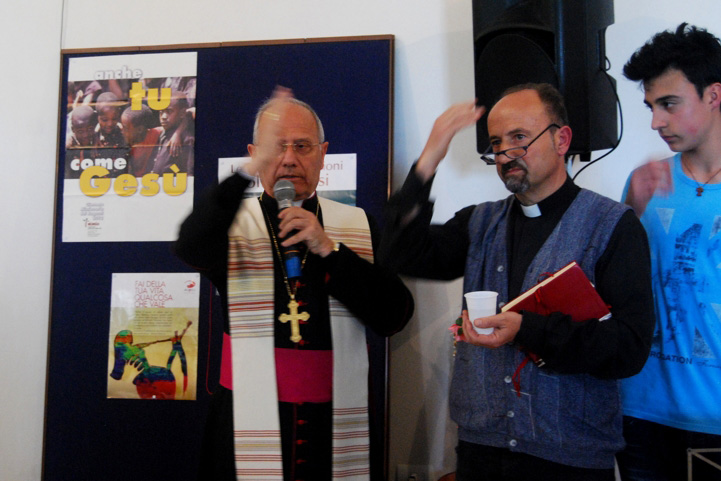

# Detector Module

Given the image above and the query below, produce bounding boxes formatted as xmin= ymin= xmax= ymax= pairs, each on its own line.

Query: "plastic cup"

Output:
xmin=464 ymin=291 xmax=498 ymax=335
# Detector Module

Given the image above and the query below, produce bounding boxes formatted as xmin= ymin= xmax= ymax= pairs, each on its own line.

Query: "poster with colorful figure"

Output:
xmin=62 ymin=52 xmax=197 ymax=242
xmin=107 ymin=272 xmax=200 ymax=400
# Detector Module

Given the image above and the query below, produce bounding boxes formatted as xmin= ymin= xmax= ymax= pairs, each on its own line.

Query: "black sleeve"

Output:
xmin=320 ymin=214 xmax=415 ymax=337
xmin=174 ymin=175 xmax=414 ymax=337
xmin=172 ymin=173 xmax=251 ymax=287
xmin=514 ymin=210 xmax=655 ymax=379
xmin=377 ymin=164 xmax=473 ymax=280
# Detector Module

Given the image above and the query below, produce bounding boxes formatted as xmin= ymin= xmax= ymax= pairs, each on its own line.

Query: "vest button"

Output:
xmin=504 ymin=376 xmax=512 ymax=384
xmin=497 ymin=265 xmax=505 ymax=272
xmin=506 ymin=411 xmax=515 ymax=418
xmin=509 ymin=439 xmax=517 ymax=447
xmin=498 ymin=301 xmax=506 ymax=308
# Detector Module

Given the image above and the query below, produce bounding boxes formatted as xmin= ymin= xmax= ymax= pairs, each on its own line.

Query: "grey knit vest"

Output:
xmin=452 ymin=188 xmax=630 ymax=469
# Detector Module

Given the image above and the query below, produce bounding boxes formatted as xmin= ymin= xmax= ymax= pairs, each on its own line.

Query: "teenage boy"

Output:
xmin=618 ymin=23 xmax=721 ymax=481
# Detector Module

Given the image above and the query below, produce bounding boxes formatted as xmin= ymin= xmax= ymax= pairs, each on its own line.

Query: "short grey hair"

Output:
xmin=252 ymin=97 xmax=325 ymax=144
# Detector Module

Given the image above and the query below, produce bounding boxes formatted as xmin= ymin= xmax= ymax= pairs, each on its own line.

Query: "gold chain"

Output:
xmin=258 ymin=193 xmax=319 ymax=298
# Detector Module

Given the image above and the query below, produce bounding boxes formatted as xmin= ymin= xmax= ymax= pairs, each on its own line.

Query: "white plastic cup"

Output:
xmin=464 ymin=291 xmax=498 ymax=335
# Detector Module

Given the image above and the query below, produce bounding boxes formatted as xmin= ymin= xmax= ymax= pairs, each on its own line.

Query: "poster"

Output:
xmin=107 ymin=273 xmax=200 ymax=400
xmin=62 ymin=52 xmax=197 ymax=242
xmin=218 ymin=153 xmax=358 ymax=205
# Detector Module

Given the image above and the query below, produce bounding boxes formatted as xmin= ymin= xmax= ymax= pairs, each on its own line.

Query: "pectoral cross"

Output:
xmin=279 ymin=298 xmax=309 ymax=343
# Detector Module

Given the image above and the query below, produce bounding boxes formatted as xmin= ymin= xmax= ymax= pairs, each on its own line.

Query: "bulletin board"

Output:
xmin=45 ymin=35 xmax=394 ymax=481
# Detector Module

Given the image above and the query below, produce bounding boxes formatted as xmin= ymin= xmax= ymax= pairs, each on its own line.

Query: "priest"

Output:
xmin=174 ymin=88 xmax=414 ymax=481
xmin=379 ymin=83 xmax=654 ymax=480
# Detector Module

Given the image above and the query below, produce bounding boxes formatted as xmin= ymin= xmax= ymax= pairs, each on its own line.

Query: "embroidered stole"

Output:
xmin=227 ymin=196 xmax=372 ymax=480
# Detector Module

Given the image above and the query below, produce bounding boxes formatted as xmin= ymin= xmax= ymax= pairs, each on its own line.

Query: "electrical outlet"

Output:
xmin=396 ymin=464 xmax=429 ymax=481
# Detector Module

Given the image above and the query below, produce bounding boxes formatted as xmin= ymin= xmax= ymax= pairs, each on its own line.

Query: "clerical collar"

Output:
xmin=520 ymin=203 xmax=541 ymax=218
xmin=514 ymin=175 xmax=579 ymax=218
xmin=293 ymin=190 xmax=317 ymax=207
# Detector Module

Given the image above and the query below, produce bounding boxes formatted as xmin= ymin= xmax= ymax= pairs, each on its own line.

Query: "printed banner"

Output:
xmin=62 ymin=52 xmax=197 ymax=242
xmin=107 ymin=273 xmax=200 ymax=400
xmin=218 ymin=153 xmax=358 ymax=205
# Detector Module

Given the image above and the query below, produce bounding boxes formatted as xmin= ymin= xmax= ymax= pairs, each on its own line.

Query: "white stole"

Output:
xmin=227 ymin=196 xmax=372 ymax=480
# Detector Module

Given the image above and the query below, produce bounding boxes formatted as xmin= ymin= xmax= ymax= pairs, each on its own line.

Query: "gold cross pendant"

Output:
xmin=279 ymin=298 xmax=310 ymax=343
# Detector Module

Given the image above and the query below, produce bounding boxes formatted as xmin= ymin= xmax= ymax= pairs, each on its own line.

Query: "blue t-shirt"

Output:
xmin=621 ymin=153 xmax=721 ymax=435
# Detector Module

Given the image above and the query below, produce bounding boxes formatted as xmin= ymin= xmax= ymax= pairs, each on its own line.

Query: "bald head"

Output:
xmin=253 ymin=97 xmax=324 ymax=144
xmin=497 ymin=83 xmax=569 ymax=127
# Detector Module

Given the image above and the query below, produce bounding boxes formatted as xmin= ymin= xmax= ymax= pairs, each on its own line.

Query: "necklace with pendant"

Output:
xmin=682 ymin=157 xmax=721 ymax=196
xmin=259 ymin=194 xmax=318 ymax=343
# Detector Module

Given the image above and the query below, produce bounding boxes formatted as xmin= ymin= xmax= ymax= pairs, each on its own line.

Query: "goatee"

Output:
xmin=501 ymin=160 xmax=530 ymax=194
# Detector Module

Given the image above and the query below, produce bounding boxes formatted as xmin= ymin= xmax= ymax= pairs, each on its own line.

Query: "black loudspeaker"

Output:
xmin=473 ymin=0 xmax=617 ymax=159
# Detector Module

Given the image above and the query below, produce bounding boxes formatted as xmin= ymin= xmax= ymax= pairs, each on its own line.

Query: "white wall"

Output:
xmin=1 ymin=1 xmax=720 ymax=480
xmin=0 ymin=1 xmax=62 ymax=480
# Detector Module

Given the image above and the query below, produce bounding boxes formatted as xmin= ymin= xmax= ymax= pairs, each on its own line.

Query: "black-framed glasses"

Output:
xmin=277 ymin=141 xmax=322 ymax=156
xmin=480 ymin=123 xmax=560 ymax=165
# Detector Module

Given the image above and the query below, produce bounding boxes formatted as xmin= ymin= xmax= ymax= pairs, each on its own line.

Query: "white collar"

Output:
xmin=520 ymin=203 xmax=541 ymax=218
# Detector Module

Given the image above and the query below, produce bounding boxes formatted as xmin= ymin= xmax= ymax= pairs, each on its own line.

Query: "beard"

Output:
xmin=501 ymin=160 xmax=530 ymax=194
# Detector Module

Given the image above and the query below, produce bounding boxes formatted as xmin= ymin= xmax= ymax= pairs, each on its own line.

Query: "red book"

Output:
xmin=501 ymin=261 xmax=611 ymax=321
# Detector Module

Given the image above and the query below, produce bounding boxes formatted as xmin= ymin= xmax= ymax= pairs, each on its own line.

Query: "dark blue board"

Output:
xmin=45 ymin=37 xmax=393 ymax=481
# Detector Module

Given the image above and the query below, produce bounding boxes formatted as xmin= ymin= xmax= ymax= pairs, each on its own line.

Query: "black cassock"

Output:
xmin=175 ymin=174 xmax=414 ymax=481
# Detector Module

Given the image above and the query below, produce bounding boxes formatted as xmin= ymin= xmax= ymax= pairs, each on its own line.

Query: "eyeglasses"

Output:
xmin=277 ymin=141 xmax=322 ymax=156
xmin=480 ymin=124 xmax=560 ymax=165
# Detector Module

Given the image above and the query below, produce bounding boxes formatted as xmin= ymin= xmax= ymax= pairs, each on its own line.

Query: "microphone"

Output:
xmin=273 ymin=179 xmax=302 ymax=279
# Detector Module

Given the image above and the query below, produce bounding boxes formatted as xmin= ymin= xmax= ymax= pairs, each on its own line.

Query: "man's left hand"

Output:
xmin=461 ymin=309 xmax=522 ymax=348
xmin=278 ymin=206 xmax=335 ymax=257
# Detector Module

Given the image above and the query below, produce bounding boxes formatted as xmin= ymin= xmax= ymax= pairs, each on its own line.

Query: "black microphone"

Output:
xmin=273 ymin=179 xmax=302 ymax=278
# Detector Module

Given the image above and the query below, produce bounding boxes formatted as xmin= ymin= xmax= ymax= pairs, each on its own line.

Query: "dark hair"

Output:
xmin=121 ymin=105 xmax=155 ymax=129
xmin=95 ymin=92 xmax=125 ymax=113
xmin=499 ymin=82 xmax=569 ymax=126
xmin=624 ymin=23 xmax=721 ymax=98
xmin=168 ymin=91 xmax=189 ymax=111
xmin=71 ymin=105 xmax=97 ymax=125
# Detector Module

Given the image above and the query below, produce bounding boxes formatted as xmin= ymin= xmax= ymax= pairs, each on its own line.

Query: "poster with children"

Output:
xmin=107 ymin=272 xmax=200 ymax=400
xmin=62 ymin=52 xmax=197 ymax=242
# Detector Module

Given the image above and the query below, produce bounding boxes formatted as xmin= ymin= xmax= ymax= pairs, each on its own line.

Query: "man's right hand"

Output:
xmin=244 ymin=86 xmax=294 ymax=177
xmin=415 ymin=100 xmax=485 ymax=182
xmin=625 ymin=159 xmax=672 ymax=217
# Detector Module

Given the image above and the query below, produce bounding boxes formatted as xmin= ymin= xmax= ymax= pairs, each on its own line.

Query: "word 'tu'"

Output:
xmin=129 ymin=82 xmax=171 ymax=111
